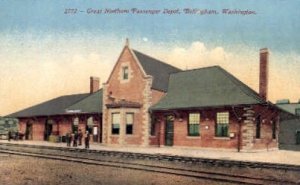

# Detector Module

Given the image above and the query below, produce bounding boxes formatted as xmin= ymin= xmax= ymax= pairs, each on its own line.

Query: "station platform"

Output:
xmin=1 ymin=140 xmax=300 ymax=166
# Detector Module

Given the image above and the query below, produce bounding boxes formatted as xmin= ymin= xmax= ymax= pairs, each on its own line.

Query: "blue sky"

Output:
xmin=0 ymin=0 xmax=300 ymax=115
xmin=1 ymin=0 xmax=299 ymax=52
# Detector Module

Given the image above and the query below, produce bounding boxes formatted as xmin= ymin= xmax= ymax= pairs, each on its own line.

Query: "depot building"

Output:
xmin=8 ymin=40 xmax=284 ymax=152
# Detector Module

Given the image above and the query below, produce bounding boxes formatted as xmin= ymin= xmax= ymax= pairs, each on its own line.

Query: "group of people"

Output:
xmin=66 ymin=129 xmax=90 ymax=149
xmin=7 ymin=131 xmax=24 ymax=141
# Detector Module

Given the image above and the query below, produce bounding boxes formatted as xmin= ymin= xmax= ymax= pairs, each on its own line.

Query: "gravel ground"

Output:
xmin=2 ymin=144 xmax=299 ymax=183
xmin=0 ymin=154 xmax=231 ymax=185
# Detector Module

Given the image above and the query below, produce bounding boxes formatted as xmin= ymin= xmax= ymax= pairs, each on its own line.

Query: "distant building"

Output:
xmin=0 ymin=117 xmax=19 ymax=139
xmin=8 ymin=41 xmax=282 ymax=151
xmin=276 ymin=99 xmax=300 ymax=151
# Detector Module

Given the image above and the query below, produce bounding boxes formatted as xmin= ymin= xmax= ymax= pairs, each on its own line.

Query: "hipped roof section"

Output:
xmin=8 ymin=93 xmax=90 ymax=118
xmin=66 ymin=89 xmax=103 ymax=114
xmin=151 ymin=66 xmax=266 ymax=111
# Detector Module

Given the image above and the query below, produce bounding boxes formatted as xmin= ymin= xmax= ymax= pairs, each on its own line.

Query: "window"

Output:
xmin=86 ymin=117 xmax=94 ymax=134
xmin=256 ymin=116 xmax=261 ymax=139
xmin=126 ymin=113 xmax=133 ymax=135
xmin=150 ymin=115 xmax=156 ymax=136
xmin=72 ymin=117 xmax=79 ymax=133
xmin=272 ymin=120 xmax=276 ymax=139
xmin=112 ymin=113 xmax=120 ymax=135
xmin=295 ymin=108 xmax=300 ymax=116
xmin=123 ymin=66 xmax=129 ymax=80
xmin=188 ymin=113 xmax=200 ymax=136
xmin=216 ymin=112 xmax=229 ymax=137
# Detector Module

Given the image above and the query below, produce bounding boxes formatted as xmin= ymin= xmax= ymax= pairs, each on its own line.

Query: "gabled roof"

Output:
xmin=276 ymin=103 xmax=300 ymax=115
xmin=133 ymin=50 xmax=182 ymax=92
xmin=151 ymin=66 xmax=266 ymax=111
xmin=8 ymin=93 xmax=90 ymax=118
xmin=66 ymin=89 xmax=103 ymax=114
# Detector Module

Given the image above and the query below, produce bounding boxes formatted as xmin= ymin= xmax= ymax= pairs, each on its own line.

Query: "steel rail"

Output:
xmin=0 ymin=144 xmax=297 ymax=184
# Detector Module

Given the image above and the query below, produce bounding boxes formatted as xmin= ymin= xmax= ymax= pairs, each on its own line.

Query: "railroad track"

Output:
xmin=0 ymin=143 xmax=298 ymax=184
xmin=1 ymin=142 xmax=300 ymax=172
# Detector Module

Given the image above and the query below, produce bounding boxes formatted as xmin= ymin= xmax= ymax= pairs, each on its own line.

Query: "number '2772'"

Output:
xmin=64 ymin=9 xmax=77 ymax=14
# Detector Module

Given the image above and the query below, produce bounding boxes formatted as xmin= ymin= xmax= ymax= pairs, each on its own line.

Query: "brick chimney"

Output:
xmin=90 ymin=76 xmax=100 ymax=94
xmin=259 ymin=48 xmax=269 ymax=101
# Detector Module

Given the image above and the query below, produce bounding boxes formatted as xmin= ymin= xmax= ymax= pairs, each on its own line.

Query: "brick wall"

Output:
xmin=151 ymin=105 xmax=279 ymax=151
xmin=250 ymin=105 xmax=279 ymax=150
xmin=154 ymin=109 xmax=239 ymax=149
xmin=18 ymin=118 xmax=45 ymax=141
xmin=17 ymin=114 xmax=101 ymax=143
xmin=103 ymin=46 xmax=155 ymax=146
xmin=32 ymin=118 xmax=46 ymax=141
xmin=19 ymin=120 xmax=26 ymax=134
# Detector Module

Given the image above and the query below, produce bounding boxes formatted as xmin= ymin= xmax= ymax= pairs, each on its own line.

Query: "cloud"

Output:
xmin=162 ymin=41 xmax=300 ymax=103
xmin=165 ymin=41 xmax=231 ymax=69
xmin=142 ymin=37 xmax=148 ymax=42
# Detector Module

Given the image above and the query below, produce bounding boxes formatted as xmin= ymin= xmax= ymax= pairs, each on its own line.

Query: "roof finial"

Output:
xmin=125 ymin=38 xmax=129 ymax=47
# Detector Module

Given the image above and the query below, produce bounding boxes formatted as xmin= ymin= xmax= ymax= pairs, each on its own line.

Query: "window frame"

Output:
xmin=86 ymin=117 xmax=94 ymax=134
xmin=122 ymin=66 xmax=129 ymax=80
xmin=125 ymin=113 xmax=134 ymax=135
xmin=72 ymin=117 xmax=79 ymax=133
xmin=215 ymin=112 xmax=229 ymax=137
xmin=188 ymin=113 xmax=200 ymax=136
xmin=111 ymin=113 xmax=120 ymax=135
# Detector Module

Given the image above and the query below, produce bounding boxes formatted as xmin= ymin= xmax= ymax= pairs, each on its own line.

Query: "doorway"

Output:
xmin=44 ymin=120 xmax=53 ymax=141
xmin=165 ymin=115 xmax=174 ymax=146
xmin=296 ymin=130 xmax=300 ymax=145
xmin=25 ymin=121 xmax=33 ymax=140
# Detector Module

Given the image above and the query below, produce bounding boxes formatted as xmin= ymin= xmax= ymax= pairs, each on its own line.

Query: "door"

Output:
xmin=296 ymin=131 xmax=300 ymax=145
xmin=25 ymin=122 xmax=33 ymax=140
xmin=44 ymin=120 xmax=53 ymax=141
xmin=165 ymin=115 xmax=174 ymax=146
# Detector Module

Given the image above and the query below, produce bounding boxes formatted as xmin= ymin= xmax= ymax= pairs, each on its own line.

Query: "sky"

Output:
xmin=0 ymin=0 xmax=300 ymax=116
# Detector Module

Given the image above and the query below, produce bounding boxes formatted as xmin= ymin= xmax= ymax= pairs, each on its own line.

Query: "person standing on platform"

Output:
xmin=78 ymin=129 xmax=83 ymax=146
xmin=14 ymin=131 xmax=19 ymax=141
xmin=73 ymin=131 xmax=78 ymax=147
xmin=84 ymin=131 xmax=90 ymax=149
xmin=8 ymin=130 xmax=11 ymax=141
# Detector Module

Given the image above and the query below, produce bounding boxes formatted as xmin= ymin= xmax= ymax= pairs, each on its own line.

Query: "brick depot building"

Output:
xmin=9 ymin=77 xmax=103 ymax=143
xmin=9 ymin=42 xmax=281 ymax=151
